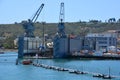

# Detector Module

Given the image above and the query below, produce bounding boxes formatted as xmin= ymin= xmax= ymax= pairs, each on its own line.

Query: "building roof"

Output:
xmin=86 ymin=33 xmax=117 ymax=37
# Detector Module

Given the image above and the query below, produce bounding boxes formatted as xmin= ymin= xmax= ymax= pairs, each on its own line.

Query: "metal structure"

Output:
xmin=18 ymin=3 xmax=44 ymax=58
xmin=57 ymin=2 xmax=66 ymax=38
xmin=22 ymin=3 xmax=44 ymax=37
xmin=53 ymin=2 xmax=67 ymax=58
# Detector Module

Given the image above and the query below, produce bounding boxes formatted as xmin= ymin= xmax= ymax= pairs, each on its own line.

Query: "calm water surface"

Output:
xmin=0 ymin=52 xmax=120 ymax=80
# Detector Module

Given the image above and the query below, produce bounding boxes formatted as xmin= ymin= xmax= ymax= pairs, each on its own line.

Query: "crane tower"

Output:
xmin=58 ymin=2 xmax=67 ymax=38
xmin=53 ymin=2 xmax=68 ymax=58
xmin=18 ymin=3 xmax=44 ymax=58
xmin=22 ymin=3 xmax=44 ymax=37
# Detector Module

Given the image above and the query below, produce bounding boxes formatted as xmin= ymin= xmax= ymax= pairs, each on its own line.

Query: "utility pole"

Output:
xmin=42 ymin=22 xmax=46 ymax=50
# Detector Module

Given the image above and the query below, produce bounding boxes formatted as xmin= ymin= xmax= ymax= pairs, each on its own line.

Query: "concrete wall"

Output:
xmin=53 ymin=37 xmax=82 ymax=58
xmin=59 ymin=38 xmax=68 ymax=55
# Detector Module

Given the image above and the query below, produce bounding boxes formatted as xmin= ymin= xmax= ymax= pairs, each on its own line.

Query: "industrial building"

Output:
xmin=84 ymin=33 xmax=117 ymax=52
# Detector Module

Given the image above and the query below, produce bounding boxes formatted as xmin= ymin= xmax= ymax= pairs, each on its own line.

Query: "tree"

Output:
xmin=3 ymin=37 xmax=14 ymax=49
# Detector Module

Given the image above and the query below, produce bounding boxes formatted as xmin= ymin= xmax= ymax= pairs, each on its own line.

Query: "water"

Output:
xmin=0 ymin=52 xmax=120 ymax=80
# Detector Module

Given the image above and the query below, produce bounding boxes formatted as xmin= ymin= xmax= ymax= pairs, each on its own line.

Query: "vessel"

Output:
xmin=22 ymin=59 xmax=32 ymax=65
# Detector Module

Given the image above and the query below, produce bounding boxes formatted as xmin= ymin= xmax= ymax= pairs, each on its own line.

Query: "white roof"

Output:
xmin=86 ymin=33 xmax=117 ymax=37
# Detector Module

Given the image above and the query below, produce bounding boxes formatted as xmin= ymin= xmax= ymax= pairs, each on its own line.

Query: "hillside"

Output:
xmin=0 ymin=21 xmax=120 ymax=49
xmin=0 ymin=21 xmax=120 ymax=38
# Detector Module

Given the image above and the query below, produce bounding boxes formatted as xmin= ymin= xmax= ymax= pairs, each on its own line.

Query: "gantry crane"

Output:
xmin=22 ymin=3 xmax=44 ymax=37
xmin=57 ymin=2 xmax=66 ymax=38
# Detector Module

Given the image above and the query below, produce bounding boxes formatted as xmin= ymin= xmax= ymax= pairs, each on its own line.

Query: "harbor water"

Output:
xmin=0 ymin=52 xmax=120 ymax=80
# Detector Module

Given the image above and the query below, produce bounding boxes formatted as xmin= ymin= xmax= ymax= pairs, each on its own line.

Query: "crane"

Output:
xmin=53 ymin=2 xmax=67 ymax=58
xmin=57 ymin=2 xmax=66 ymax=38
xmin=22 ymin=3 xmax=44 ymax=37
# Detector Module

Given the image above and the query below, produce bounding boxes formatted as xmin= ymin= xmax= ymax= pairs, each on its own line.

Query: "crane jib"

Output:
xmin=31 ymin=3 xmax=44 ymax=22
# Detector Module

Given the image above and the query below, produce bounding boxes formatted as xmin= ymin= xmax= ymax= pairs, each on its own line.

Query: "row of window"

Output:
xmin=87 ymin=37 xmax=116 ymax=41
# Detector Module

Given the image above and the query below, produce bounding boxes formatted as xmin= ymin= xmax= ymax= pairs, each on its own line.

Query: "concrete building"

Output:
xmin=84 ymin=33 xmax=117 ymax=52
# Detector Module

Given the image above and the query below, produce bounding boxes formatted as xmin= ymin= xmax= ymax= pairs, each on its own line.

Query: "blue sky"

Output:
xmin=0 ymin=0 xmax=120 ymax=24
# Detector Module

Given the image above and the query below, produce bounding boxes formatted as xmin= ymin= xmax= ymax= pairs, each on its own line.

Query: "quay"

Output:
xmin=68 ymin=55 xmax=120 ymax=60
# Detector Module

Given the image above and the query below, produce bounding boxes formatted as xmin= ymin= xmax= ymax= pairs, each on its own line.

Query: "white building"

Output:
xmin=85 ymin=33 xmax=117 ymax=52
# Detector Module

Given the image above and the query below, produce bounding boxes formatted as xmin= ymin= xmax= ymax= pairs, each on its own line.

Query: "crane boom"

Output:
xmin=59 ymin=2 xmax=64 ymax=23
xmin=31 ymin=3 xmax=44 ymax=22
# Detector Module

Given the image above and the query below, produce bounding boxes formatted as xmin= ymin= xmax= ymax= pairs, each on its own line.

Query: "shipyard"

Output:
xmin=16 ymin=3 xmax=120 ymax=59
xmin=0 ymin=0 xmax=120 ymax=80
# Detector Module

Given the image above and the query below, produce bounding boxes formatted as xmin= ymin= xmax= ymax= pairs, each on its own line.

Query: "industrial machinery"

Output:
xmin=18 ymin=3 xmax=44 ymax=58
xmin=53 ymin=2 xmax=68 ymax=58
xmin=57 ymin=2 xmax=66 ymax=38
xmin=22 ymin=3 xmax=44 ymax=37
xmin=53 ymin=2 xmax=82 ymax=58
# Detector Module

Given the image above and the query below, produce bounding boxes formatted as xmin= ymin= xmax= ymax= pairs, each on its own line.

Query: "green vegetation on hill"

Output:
xmin=0 ymin=21 xmax=120 ymax=49
xmin=0 ymin=21 xmax=120 ymax=38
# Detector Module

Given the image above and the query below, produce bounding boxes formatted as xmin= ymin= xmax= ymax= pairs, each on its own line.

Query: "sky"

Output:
xmin=0 ymin=0 xmax=120 ymax=24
